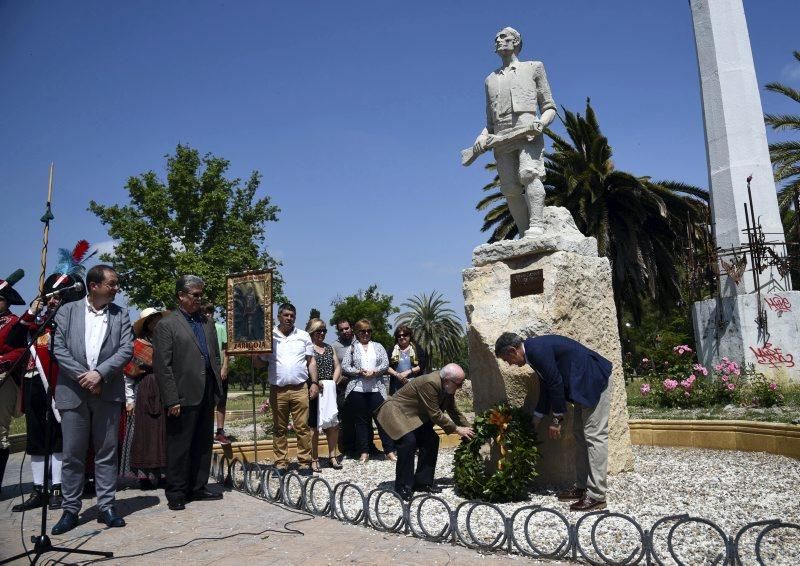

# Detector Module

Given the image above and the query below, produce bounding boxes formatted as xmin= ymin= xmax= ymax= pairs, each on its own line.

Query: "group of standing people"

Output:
xmin=0 ymin=267 xmax=230 ymax=535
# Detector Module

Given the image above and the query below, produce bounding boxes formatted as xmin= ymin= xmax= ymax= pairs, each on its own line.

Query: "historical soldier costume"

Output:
xmin=0 ymin=269 xmax=27 ymax=493
xmin=12 ymin=242 xmax=90 ymax=512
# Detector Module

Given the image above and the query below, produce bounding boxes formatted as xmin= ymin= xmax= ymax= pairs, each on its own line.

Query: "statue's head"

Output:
xmin=495 ymin=27 xmax=522 ymax=56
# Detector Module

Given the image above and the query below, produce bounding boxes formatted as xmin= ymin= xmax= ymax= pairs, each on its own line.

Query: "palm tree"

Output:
xmin=396 ymin=291 xmax=463 ymax=371
xmin=476 ymin=99 xmax=710 ymax=324
xmin=765 ymin=50 xmax=800 ymax=277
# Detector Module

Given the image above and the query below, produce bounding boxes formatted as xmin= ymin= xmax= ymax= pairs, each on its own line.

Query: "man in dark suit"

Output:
xmin=495 ymin=333 xmax=612 ymax=511
xmin=51 ymin=265 xmax=133 ymax=534
xmin=376 ymin=364 xmax=474 ymax=501
xmin=154 ymin=275 xmax=223 ymax=511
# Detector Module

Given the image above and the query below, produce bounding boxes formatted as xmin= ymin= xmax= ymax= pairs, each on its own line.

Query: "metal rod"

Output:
xmin=251 ymin=359 xmax=258 ymax=465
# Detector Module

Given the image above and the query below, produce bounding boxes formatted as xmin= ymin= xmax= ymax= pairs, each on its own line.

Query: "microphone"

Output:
xmin=43 ymin=281 xmax=84 ymax=299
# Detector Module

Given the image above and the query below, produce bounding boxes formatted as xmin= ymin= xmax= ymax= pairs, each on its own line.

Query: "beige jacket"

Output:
xmin=375 ymin=372 xmax=470 ymax=440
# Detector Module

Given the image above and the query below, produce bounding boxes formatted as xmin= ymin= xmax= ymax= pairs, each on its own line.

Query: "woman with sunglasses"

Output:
xmin=342 ymin=319 xmax=395 ymax=463
xmin=387 ymin=325 xmax=428 ymax=395
xmin=305 ymin=318 xmax=343 ymax=471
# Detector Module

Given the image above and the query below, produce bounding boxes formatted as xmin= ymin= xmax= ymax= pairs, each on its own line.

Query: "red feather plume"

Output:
xmin=71 ymin=240 xmax=91 ymax=263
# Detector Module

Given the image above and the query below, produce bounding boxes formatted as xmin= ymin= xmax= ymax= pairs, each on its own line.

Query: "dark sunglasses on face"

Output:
xmin=314 ymin=329 xmax=327 ymax=334
xmin=358 ymin=329 xmax=372 ymax=334
xmin=397 ymin=333 xmax=409 ymax=338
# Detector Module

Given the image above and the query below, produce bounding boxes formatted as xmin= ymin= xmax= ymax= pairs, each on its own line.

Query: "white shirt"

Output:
xmin=262 ymin=326 xmax=313 ymax=386
xmin=84 ymin=298 xmax=109 ymax=372
xmin=352 ymin=342 xmax=379 ymax=393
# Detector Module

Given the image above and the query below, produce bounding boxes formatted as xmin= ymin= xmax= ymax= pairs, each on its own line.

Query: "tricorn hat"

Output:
xmin=43 ymin=272 xmax=86 ymax=304
xmin=0 ymin=269 xmax=25 ymax=306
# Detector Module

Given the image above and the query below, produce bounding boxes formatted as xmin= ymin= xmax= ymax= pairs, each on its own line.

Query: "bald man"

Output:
xmin=376 ymin=364 xmax=474 ymax=500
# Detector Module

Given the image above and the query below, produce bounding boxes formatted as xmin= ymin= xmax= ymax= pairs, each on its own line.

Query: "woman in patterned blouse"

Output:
xmin=306 ymin=318 xmax=343 ymax=471
xmin=342 ymin=319 xmax=395 ymax=463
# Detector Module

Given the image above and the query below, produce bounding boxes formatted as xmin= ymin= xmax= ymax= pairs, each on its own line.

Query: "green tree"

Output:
xmin=765 ymin=50 xmax=800 ymax=287
xmin=329 ymin=284 xmax=398 ymax=352
xmin=476 ymin=100 xmax=710 ymax=325
xmin=89 ymin=144 xmax=283 ymax=310
xmin=396 ymin=291 xmax=464 ymax=371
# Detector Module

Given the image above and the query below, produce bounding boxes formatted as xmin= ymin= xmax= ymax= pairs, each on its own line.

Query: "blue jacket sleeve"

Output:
xmin=526 ymin=341 xmax=567 ymax=415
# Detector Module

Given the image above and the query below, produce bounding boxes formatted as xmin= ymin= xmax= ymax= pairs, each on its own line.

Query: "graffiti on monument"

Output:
xmin=764 ymin=295 xmax=792 ymax=314
xmin=749 ymin=342 xmax=795 ymax=369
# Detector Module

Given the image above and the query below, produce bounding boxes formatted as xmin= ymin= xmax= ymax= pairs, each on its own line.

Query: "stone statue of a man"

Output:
xmin=464 ymin=27 xmax=557 ymax=237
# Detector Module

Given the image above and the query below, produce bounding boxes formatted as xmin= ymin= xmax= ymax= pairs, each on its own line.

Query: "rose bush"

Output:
xmin=635 ymin=345 xmax=784 ymax=409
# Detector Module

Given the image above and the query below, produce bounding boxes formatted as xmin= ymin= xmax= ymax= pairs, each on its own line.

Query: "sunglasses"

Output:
xmin=358 ymin=329 xmax=372 ymax=334
xmin=314 ymin=329 xmax=327 ymax=335
xmin=396 ymin=333 xmax=410 ymax=338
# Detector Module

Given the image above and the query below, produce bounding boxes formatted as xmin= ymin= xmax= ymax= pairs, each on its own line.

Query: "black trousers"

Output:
xmin=23 ymin=375 xmax=62 ymax=455
xmin=394 ymin=421 xmax=438 ymax=491
xmin=165 ymin=375 xmax=214 ymax=503
xmin=347 ymin=391 xmax=395 ymax=455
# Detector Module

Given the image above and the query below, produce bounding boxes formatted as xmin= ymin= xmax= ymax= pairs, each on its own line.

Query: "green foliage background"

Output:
xmin=329 ymin=284 xmax=398 ymax=352
xmin=89 ymin=144 xmax=284 ymax=310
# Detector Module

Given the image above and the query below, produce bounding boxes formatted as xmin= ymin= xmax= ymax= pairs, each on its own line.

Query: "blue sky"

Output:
xmin=2 ymin=0 xmax=798 ymax=326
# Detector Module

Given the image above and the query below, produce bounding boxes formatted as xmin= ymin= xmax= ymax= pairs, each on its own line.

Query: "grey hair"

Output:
xmin=175 ymin=274 xmax=205 ymax=297
xmin=494 ymin=332 xmax=523 ymax=357
xmin=497 ymin=26 xmax=523 ymax=54
xmin=439 ymin=363 xmax=463 ymax=381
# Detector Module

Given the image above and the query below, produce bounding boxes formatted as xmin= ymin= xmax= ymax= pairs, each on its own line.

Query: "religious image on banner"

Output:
xmin=226 ymin=270 xmax=273 ymax=354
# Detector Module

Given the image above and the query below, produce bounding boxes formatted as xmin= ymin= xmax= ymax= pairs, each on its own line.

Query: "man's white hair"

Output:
xmin=439 ymin=363 xmax=463 ymax=381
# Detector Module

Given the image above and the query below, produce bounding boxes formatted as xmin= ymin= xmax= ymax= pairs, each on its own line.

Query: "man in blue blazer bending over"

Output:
xmin=495 ymin=333 xmax=611 ymax=511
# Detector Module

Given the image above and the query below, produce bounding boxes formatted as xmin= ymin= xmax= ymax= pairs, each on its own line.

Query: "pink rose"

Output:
xmin=721 ymin=375 xmax=729 ymax=382
xmin=727 ymin=383 xmax=736 ymax=391
xmin=640 ymin=383 xmax=651 ymax=395
xmin=769 ymin=383 xmax=778 ymax=391
xmin=663 ymin=379 xmax=678 ymax=391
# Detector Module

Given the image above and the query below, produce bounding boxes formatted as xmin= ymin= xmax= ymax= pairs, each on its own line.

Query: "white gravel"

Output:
xmin=244 ymin=445 xmax=800 ymax=565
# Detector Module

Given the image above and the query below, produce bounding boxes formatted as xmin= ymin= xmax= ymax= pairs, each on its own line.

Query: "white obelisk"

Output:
xmin=690 ymin=0 xmax=799 ymax=382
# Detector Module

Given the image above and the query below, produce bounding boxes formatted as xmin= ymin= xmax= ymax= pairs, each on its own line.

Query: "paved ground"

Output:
xmin=0 ymin=453 xmax=554 ymax=565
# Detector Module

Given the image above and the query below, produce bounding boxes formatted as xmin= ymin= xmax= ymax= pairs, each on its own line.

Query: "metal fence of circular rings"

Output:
xmin=211 ymin=454 xmax=799 ymax=565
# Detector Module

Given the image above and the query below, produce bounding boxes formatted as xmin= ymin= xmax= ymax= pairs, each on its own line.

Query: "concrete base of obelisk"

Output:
xmin=692 ymin=292 xmax=800 ymax=383
xmin=462 ymin=207 xmax=635 ymax=490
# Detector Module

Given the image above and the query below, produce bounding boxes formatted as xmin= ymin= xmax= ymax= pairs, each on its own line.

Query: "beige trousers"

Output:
xmin=572 ymin=380 xmax=611 ymax=501
xmin=270 ymin=383 xmax=312 ymax=468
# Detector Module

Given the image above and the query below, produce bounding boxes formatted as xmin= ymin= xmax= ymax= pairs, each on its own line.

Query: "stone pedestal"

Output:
xmin=463 ymin=207 xmax=634 ymax=490
xmin=692 ymin=292 xmax=800 ymax=383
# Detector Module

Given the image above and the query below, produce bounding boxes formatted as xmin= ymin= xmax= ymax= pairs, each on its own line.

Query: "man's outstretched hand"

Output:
xmin=456 ymin=426 xmax=475 ymax=440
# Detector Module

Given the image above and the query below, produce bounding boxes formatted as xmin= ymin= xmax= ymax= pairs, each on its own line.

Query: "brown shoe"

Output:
xmin=569 ymin=495 xmax=607 ymax=512
xmin=557 ymin=487 xmax=586 ymax=501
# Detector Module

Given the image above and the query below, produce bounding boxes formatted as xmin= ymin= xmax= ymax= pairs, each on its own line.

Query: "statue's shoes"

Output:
xmin=524 ymin=226 xmax=545 ymax=237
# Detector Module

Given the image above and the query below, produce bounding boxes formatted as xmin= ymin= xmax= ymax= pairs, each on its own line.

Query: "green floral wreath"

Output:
xmin=453 ymin=404 xmax=539 ymax=503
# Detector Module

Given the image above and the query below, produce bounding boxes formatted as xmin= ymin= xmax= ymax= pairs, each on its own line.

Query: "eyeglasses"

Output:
xmin=358 ymin=329 xmax=372 ymax=334
xmin=314 ymin=329 xmax=327 ymax=335
xmin=397 ymin=333 xmax=410 ymax=338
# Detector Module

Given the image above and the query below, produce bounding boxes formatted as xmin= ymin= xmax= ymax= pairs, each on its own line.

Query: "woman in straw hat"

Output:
xmin=121 ymin=308 xmax=166 ymax=489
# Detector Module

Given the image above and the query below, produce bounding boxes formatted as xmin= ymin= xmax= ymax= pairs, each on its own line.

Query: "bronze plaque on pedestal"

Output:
xmin=510 ymin=269 xmax=544 ymax=298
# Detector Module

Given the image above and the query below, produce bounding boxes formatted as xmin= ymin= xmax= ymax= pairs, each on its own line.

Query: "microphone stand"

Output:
xmin=1 ymin=301 xmax=113 ymax=564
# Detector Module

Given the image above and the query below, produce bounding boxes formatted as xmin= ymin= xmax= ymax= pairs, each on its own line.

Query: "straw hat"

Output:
xmin=133 ymin=307 xmax=164 ymax=338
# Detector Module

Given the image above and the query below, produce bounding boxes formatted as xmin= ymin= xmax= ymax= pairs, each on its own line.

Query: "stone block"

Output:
xmin=463 ymin=235 xmax=634 ymax=489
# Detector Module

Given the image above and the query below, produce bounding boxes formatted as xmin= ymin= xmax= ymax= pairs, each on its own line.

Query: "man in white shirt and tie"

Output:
xmin=51 ymin=265 xmax=133 ymax=535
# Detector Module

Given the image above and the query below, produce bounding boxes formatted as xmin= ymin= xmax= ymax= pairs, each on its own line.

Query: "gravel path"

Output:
xmin=271 ymin=445 xmax=800 ymax=565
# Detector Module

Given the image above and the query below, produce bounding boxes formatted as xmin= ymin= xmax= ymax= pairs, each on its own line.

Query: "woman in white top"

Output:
xmin=342 ymin=319 xmax=395 ymax=463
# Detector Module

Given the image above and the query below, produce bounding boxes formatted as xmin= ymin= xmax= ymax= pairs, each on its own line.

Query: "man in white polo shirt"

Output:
xmin=260 ymin=303 xmax=318 ymax=475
